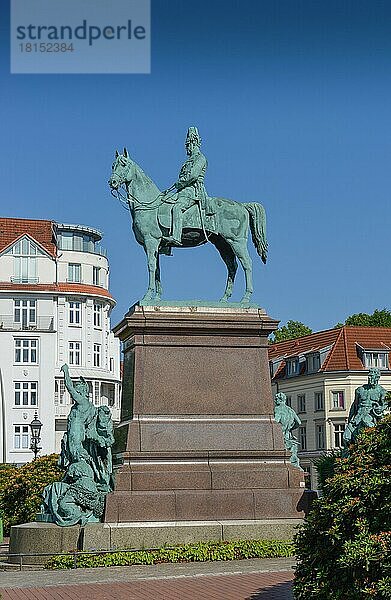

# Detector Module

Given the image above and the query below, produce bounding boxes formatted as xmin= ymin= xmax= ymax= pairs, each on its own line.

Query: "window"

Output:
xmin=89 ymin=381 xmax=100 ymax=406
xmin=94 ymin=344 xmax=101 ymax=367
xmin=14 ymin=381 xmax=38 ymax=406
xmin=59 ymin=232 xmax=96 ymax=252
xmin=15 ymin=339 xmax=38 ymax=363
xmin=298 ymin=394 xmax=306 ymax=413
xmin=285 ymin=395 xmax=292 ymax=408
xmin=54 ymin=380 xmax=67 ymax=405
xmin=14 ymin=425 xmax=29 ymax=450
xmin=73 ymin=234 xmax=83 ymax=252
xmin=286 ymin=359 xmax=299 ymax=377
xmin=69 ymin=341 xmax=81 ymax=365
xmin=93 ymin=303 xmax=102 ymax=327
xmin=83 ymin=234 xmax=94 ymax=253
xmin=316 ymin=424 xmax=326 ymax=449
xmin=363 ymin=352 xmax=388 ymax=369
xmin=68 ymin=263 xmax=81 ymax=283
xmin=332 ymin=391 xmax=345 ymax=410
xmin=14 ymin=299 xmax=36 ymax=327
xmin=69 ymin=301 xmax=81 ymax=325
xmin=315 ymin=392 xmax=324 ymax=411
xmin=334 ymin=424 xmax=345 ymax=448
xmin=307 ymin=353 xmax=320 ymax=373
xmin=299 ymin=426 xmax=307 ymax=450
xmin=93 ymin=266 xmax=100 ymax=286
xmin=7 ymin=237 xmax=44 ymax=284
xmin=109 ymin=357 xmax=114 ymax=372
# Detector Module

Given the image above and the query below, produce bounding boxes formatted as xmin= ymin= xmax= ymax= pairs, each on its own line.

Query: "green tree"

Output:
xmin=271 ymin=320 xmax=312 ymax=343
xmin=337 ymin=308 xmax=391 ymax=328
xmin=0 ymin=454 xmax=62 ymax=534
xmin=294 ymin=415 xmax=391 ymax=599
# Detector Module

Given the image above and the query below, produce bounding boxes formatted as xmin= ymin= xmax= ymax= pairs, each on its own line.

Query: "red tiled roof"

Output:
xmin=0 ymin=282 xmax=114 ymax=302
xmin=0 ymin=218 xmax=56 ymax=257
xmin=269 ymin=326 xmax=391 ymax=377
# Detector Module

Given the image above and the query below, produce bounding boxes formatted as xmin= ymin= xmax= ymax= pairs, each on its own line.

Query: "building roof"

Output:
xmin=269 ymin=326 xmax=391 ymax=378
xmin=0 ymin=218 xmax=56 ymax=257
xmin=0 ymin=282 xmax=114 ymax=302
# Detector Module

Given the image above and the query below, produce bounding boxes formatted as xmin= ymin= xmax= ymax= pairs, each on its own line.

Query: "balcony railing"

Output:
xmin=54 ymin=404 xmax=70 ymax=418
xmin=10 ymin=276 xmax=39 ymax=284
xmin=0 ymin=316 xmax=55 ymax=331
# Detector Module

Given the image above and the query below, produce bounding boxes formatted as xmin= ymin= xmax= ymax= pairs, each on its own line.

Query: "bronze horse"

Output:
xmin=109 ymin=149 xmax=268 ymax=304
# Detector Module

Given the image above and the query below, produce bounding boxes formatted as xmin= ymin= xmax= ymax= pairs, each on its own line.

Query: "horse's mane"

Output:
xmin=131 ymin=159 xmax=160 ymax=195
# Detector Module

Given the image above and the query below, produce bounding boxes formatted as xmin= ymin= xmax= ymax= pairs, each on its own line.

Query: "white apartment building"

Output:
xmin=269 ymin=326 xmax=391 ymax=488
xmin=0 ymin=218 xmax=121 ymax=465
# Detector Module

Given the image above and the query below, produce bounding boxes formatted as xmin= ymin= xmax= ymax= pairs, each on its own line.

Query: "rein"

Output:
xmin=111 ymin=165 xmax=211 ymax=245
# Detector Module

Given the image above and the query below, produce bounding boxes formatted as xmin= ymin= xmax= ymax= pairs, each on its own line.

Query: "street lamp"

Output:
xmin=29 ymin=411 xmax=42 ymax=460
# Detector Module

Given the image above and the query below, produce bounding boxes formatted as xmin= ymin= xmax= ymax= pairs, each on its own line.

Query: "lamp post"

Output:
xmin=29 ymin=411 xmax=42 ymax=460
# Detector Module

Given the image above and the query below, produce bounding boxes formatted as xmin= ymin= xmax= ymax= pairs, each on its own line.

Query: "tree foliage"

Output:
xmin=0 ymin=454 xmax=63 ymax=534
xmin=336 ymin=308 xmax=391 ymax=328
xmin=271 ymin=320 xmax=312 ymax=343
xmin=294 ymin=415 xmax=391 ymax=599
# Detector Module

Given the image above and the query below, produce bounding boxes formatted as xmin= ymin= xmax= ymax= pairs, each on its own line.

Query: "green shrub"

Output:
xmin=44 ymin=539 xmax=295 ymax=570
xmin=0 ymin=454 xmax=63 ymax=535
xmin=314 ymin=449 xmax=343 ymax=492
xmin=294 ymin=415 xmax=391 ymax=599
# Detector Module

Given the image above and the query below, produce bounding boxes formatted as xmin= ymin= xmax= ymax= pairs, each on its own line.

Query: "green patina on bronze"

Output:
xmin=343 ymin=367 xmax=387 ymax=448
xmin=109 ymin=127 xmax=268 ymax=305
xmin=39 ymin=364 xmax=114 ymax=526
xmin=274 ymin=392 xmax=302 ymax=469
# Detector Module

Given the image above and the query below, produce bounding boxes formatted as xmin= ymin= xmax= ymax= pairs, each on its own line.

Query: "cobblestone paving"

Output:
xmin=0 ymin=570 xmax=293 ymax=599
xmin=0 ymin=558 xmax=295 ymax=599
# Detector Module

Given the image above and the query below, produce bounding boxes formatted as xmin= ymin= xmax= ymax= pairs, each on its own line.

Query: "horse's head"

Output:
xmin=109 ymin=147 xmax=133 ymax=190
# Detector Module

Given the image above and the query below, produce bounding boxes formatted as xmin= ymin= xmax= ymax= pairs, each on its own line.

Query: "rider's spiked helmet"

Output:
xmin=186 ymin=126 xmax=201 ymax=147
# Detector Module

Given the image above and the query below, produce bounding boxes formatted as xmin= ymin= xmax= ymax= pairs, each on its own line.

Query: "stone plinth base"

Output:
xmin=9 ymin=522 xmax=81 ymax=565
xmin=9 ymin=519 xmax=302 ymax=564
xmin=107 ymin=304 xmax=305 ymax=523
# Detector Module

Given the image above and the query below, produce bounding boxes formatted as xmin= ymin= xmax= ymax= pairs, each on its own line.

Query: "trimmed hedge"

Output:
xmin=44 ymin=539 xmax=295 ymax=569
xmin=0 ymin=454 xmax=63 ymax=535
xmin=294 ymin=415 xmax=391 ymax=599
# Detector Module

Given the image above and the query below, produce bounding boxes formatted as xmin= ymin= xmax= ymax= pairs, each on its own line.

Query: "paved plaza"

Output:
xmin=0 ymin=558 xmax=294 ymax=599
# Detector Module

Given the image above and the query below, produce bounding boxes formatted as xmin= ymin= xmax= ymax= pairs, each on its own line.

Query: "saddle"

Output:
xmin=157 ymin=199 xmax=216 ymax=232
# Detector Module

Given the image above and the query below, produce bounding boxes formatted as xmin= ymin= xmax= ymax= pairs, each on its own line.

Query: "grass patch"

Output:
xmin=44 ymin=539 xmax=294 ymax=570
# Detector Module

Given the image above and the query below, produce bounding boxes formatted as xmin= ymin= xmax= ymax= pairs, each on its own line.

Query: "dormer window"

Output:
xmin=5 ymin=236 xmax=45 ymax=284
xmin=286 ymin=358 xmax=299 ymax=377
xmin=307 ymin=353 xmax=321 ymax=373
xmin=363 ymin=351 xmax=389 ymax=369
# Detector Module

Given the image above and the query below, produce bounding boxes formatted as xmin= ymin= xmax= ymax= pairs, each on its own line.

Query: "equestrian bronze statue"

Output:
xmin=109 ymin=127 xmax=268 ymax=305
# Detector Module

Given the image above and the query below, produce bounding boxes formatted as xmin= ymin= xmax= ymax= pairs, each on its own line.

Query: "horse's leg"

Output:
xmin=212 ymin=237 xmax=238 ymax=302
xmin=155 ymin=252 xmax=162 ymax=300
xmin=228 ymin=238 xmax=253 ymax=303
xmin=141 ymin=237 xmax=160 ymax=302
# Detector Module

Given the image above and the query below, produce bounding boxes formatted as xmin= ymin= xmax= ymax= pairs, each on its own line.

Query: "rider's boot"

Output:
xmin=163 ymin=213 xmax=183 ymax=245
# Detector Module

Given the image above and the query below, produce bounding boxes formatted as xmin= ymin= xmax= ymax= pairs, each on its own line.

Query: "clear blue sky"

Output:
xmin=1 ymin=0 xmax=391 ymax=330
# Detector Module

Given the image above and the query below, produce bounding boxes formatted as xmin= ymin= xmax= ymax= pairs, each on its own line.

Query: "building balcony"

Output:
xmin=10 ymin=276 xmax=39 ymax=284
xmin=58 ymin=243 xmax=107 ymax=257
xmin=54 ymin=404 xmax=70 ymax=418
xmin=0 ymin=316 xmax=55 ymax=331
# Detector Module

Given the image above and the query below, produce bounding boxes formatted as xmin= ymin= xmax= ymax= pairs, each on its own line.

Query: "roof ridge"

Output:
xmin=343 ymin=326 xmax=350 ymax=369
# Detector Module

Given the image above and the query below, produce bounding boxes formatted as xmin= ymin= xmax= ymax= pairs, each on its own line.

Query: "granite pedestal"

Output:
xmin=105 ymin=304 xmax=305 ymax=524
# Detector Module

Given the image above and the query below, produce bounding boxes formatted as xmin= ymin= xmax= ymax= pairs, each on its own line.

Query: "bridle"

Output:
xmin=110 ymin=158 xmax=175 ymax=211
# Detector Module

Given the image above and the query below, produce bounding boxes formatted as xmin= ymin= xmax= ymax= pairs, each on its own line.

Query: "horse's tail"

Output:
xmin=244 ymin=203 xmax=268 ymax=264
